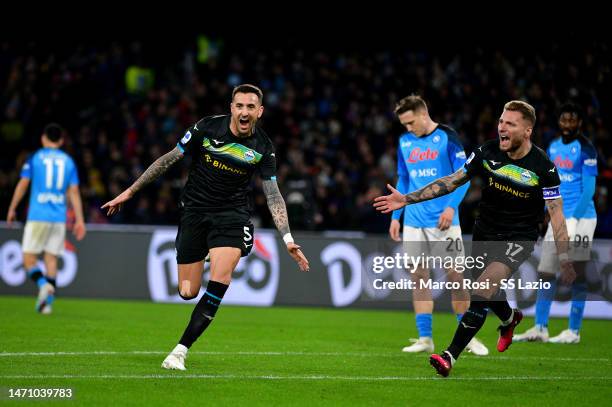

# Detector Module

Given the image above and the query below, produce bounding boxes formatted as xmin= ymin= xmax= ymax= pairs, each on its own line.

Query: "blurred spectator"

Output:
xmin=1 ymin=37 xmax=610 ymax=235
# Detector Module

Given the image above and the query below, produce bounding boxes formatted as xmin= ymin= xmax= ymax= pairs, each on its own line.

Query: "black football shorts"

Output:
xmin=175 ymin=210 xmax=255 ymax=264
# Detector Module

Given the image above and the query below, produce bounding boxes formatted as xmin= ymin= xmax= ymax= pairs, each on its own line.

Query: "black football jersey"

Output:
xmin=463 ymin=139 xmax=561 ymax=236
xmin=176 ymin=115 xmax=276 ymax=214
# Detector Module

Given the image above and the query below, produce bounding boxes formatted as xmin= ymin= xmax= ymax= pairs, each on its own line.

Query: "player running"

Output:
xmin=102 ymin=84 xmax=309 ymax=370
xmin=389 ymin=95 xmax=487 ymax=356
xmin=374 ymin=100 xmax=575 ymax=377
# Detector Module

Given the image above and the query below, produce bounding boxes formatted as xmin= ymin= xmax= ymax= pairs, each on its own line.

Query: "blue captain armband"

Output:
xmin=542 ymin=185 xmax=561 ymax=200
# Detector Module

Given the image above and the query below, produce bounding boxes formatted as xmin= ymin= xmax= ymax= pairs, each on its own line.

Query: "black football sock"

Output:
xmin=447 ymin=295 xmax=489 ymax=360
xmin=488 ymin=297 xmax=513 ymax=325
xmin=179 ymin=280 xmax=229 ymax=348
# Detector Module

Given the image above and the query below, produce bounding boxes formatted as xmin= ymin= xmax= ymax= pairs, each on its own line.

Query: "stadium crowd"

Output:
xmin=1 ymin=38 xmax=611 ymax=236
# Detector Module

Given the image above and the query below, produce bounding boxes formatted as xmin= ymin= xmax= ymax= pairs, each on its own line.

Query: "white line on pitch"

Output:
xmin=0 ymin=351 xmax=608 ymax=363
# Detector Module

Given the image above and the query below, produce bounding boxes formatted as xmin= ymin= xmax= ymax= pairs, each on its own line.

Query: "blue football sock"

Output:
xmin=456 ymin=314 xmax=463 ymax=324
xmin=535 ymin=279 xmax=556 ymax=328
xmin=415 ymin=313 xmax=433 ymax=338
xmin=569 ymin=282 xmax=587 ymax=332
xmin=27 ymin=267 xmax=48 ymax=288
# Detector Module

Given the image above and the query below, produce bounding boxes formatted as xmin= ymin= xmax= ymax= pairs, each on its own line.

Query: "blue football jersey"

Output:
xmin=20 ymin=147 xmax=79 ymax=223
xmin=393 ymin=125 xmax=468 ymax=228
xmin=547 ymin=136 xmax=597 ymax=218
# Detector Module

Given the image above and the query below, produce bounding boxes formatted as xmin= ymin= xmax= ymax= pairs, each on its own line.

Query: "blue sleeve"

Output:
xmin=397 ymin=143 xmax=408 ymax=177
xmin=580 ymin=142 xmax=598 ymax=177
xmin=69 ymin=159 xmax=79 ymax=186
xmin=20 ymin=157 xmax=33 ymax=179
xmin=392 ymin=175 xmax=409 ymax=221
xmin=572 ymin=175 xmax=596 ymax=218
xmin=447 ymin=137 xmax=467 ymax=172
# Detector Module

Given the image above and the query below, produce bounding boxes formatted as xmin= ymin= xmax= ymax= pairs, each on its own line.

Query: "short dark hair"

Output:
xmin=232 ymin=84 xmax=263 ymax=103
xmin=559 ymin=102 xmax=583 ymax=121
xmin=503 ymin=100 xmax=536 ymax=126
xmin=394 ymin=95 xmax=428 ymax=116
xmin=44 ymin=123 xmax=64 ymax=142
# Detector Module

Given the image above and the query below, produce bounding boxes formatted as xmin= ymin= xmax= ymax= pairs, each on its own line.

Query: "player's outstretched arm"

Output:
xmin=262 ymin=179 xmax=309 ymax=272
xmin=546 ymin=197 xmax=576 ymax=285
xmin=6 ymin=178 xmax=30 ymax=226
xmin=373 ymin=168 xmax=469 ymax=214
xmin=101 ymin=147 xmax=184 ymax=216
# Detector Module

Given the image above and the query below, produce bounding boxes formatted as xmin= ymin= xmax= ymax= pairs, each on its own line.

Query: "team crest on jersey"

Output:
xmin=521 ymin=170 xmax=532 ymax=181
xmin=244 ymin=150 xmax=256 ymax=162
xmin=432 ymin=135 xmax=440 ymax=144
xmin=181 ymin=131 xmax=192 ymax=144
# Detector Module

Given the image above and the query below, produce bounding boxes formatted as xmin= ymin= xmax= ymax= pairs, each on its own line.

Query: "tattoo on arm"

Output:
xmin=404 ymin=169 xmax=469 ymax=204
xmin=262 ymin=180 xmax=291 ymax=236
xmin=546 ymin=198 xmax=569 ymax=255
xmin=129 ymin=147 xmax=183 ymax=194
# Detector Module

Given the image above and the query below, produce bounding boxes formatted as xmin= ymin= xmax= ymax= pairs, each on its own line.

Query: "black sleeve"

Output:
xmin=176 ymin=118 xmax=207 ymax=156
xmin=540 ymin=155 xmax=562 ymax=200
xmin=462 ymin=144 xmax=485 ymax=179
xmin=258 ymin=138 xmax=277 ymax=181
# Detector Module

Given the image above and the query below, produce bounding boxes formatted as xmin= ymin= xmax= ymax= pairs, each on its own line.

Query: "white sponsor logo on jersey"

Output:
xmin=37 ymin=193 xmax=65 ymax=204
xmin=584 ymin=158 xmax=597 ymax=166
xmin=410 ymin=168 xmax=438 ymax=177
xmin=401 ymin=141 xmax=412 ymax=148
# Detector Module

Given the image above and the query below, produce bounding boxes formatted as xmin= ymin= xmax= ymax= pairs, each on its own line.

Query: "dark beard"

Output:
xmin=561 ymin=128 xmax=579 ymax=143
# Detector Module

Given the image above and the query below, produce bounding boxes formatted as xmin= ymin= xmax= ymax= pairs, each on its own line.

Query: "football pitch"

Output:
xmin=1 ymin=296 xmax=610 ymax=406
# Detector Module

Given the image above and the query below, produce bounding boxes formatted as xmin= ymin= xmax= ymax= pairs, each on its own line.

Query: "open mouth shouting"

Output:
xmin=239 ymin=117 xmax=251 ymax=132
xmin=499 ymin=134 xmax=511 ymax=149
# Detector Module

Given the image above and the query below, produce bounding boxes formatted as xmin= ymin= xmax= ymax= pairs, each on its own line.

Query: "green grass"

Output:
xmin=0 ymin=296 xmax=610 ymax=406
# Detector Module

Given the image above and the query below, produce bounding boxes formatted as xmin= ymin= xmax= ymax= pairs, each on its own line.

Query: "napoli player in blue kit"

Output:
xmin=389 ymin=95 xmax=488 ymax=355
xmin=7 ymin=124 xmax=86 ymax=314
xmin=514 ymin=103 xmax=597 ymax=344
